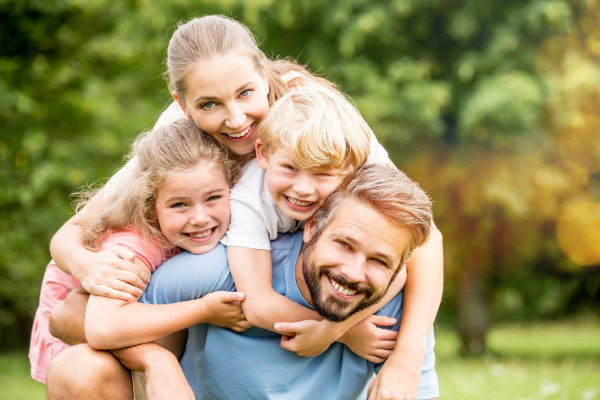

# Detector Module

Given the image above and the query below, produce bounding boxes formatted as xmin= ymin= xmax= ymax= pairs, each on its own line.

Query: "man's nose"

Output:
xmin=339 ymin=255 xmax=367 ymax=283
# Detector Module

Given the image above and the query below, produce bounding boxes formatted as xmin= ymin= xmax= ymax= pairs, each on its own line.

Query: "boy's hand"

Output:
xmin=367 ymin=343 xmax=426 ymax=400
xmin=339 ymin=315 xmax=398 ymax=363
xmin=274 ymin=319 xmax=340 ymax=357
xmin=203 ymin=291 xmax=251 ymax=332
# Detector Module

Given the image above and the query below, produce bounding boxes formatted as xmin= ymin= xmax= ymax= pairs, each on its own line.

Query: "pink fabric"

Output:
xmin=28 ymin=229 xmax=166 ymax=383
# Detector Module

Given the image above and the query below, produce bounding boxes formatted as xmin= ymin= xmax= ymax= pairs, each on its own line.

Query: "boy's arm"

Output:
xmin=368 ymin=223 xmax=443 ymax=400
xmin=227 ymin=246 xmax=319 ymax=328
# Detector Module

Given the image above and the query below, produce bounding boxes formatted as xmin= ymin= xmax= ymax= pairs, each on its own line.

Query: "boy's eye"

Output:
xmin=283 ymin=164 xmax=296 ymax=171
xmin=207 ymin=195 xmax=222 ymax=202
xmin=200 ymin=101 xmax=215 ymax=110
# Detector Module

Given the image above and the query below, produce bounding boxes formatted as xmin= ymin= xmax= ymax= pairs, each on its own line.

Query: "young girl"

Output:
xmin=46 ymin=15 xmax=444 ymax=397
xmin=30 ymin=118 xmax=246 ymax=383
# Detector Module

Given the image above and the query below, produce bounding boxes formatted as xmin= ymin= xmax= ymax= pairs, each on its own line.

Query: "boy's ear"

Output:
xmin=172 ymin=91 xmax=188 ymax=115
xmin=255 ymin=139 xmax=269 ymax=171
xmin=303 ymin=217 xmax=316 ymax=243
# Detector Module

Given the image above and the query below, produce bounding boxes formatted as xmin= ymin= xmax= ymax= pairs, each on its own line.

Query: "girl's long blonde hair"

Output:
xmin=79 ymin=118 xmax=240 ymax=251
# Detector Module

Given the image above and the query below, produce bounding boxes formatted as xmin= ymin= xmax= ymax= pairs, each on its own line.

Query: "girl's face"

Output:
xmin=175 ymin=52 xmax=270 ymax=156
xmin=155 ymin=160 xmax=231 ymax=254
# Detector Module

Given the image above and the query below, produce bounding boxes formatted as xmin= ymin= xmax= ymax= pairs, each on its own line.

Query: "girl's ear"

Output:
xmin=172 ymin=91 xmax=188 ymax=115
xmin=255 ymin=139 xmax=269 ymax=171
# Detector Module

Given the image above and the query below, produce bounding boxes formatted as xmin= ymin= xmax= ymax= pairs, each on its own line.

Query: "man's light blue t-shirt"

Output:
xmin=141 ymin=231 xmax=439 ymax=400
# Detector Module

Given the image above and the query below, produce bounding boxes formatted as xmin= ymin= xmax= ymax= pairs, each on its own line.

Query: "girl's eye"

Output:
xmin=207 ymin=195 xmax=222 ymax=202
xmin=200 ymin=101 xmax=215 ymax=110
xmin=240 ymin=89 xmax=253 ymax=98
xmin=171 ymin=202 xmax=186 ymax=208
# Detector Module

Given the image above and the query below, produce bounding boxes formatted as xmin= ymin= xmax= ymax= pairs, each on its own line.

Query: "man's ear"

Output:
xmin=303 ymin=217 xmax=316 ymax=243
xmin=255 ymin=139 xmax=269 ymax=171
xmin=172 ymin=91 xmax=188 ymax=115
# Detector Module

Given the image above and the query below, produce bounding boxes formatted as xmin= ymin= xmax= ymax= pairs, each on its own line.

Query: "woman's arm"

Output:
xmin=368 ymin=223 xmax=443 ymax=400
xmin=50 ymin=187 xmax=150 ymax=301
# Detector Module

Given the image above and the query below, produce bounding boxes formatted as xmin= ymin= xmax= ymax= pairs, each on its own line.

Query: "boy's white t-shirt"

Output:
xmin=221 ymin=134 xmax=389 ymax=251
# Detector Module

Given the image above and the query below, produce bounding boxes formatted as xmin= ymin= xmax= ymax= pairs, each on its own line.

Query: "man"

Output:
xmin=48 ymin=163 xmax=439 ymax=399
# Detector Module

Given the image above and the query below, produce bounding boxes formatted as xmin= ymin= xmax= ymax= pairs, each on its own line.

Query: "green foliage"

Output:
xmin=1 ymin=0 xmax=599 ymax=350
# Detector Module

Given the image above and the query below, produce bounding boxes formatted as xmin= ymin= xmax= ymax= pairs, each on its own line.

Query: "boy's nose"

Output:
xmin=293 ymin=175 xmax=316 ymax=197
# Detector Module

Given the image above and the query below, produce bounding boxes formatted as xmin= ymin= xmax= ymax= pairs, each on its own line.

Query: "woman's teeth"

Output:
xmin=226 ymin=125 xmax=251 ymax=138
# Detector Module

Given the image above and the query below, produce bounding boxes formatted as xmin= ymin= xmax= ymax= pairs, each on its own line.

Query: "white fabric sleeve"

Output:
xmin=221 ymin=199 xmax=272 ymax=250
xmin=367 ymin=133 xmax=390 ymax=164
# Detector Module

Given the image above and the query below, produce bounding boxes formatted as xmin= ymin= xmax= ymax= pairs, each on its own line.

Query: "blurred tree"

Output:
xmin=1 ymin=0 xmax=598 ymax=354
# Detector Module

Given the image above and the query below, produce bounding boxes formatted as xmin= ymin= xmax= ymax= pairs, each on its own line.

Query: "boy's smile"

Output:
xmin=256 ymin=143 xmax=345 ymax=221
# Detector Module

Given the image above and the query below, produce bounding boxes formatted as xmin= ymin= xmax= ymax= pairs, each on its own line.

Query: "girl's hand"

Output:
xmin=339 ymin=315 xmax=398 ymax=363
xmin=73 ymin=245 xmax=150 ymax=301
xmin=202 ymin=291 xmax=251 ymax=332
xmin=367 ymin=342 xmax=426 ymax=400
xmin=274 ymin=319 xmax=341 ymax=357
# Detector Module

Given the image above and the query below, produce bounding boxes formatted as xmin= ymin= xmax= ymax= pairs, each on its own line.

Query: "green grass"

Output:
xmin=3 ymin=317 xmax=600 ymax=400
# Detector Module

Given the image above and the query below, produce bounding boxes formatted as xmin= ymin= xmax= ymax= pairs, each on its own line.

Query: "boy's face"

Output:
xmin=256 ymin=141 xmax=345 ymax=221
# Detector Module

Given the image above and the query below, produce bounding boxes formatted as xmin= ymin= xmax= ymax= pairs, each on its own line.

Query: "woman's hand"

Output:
xmin=73 ymin=245 xmax=150 ymax=301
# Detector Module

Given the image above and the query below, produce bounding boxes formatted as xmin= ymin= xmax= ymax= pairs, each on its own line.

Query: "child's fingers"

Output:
xmin=218 ymin=291 xmax=246 ymax=303
xmin=367 ymin=315 xmax=397 ymax=327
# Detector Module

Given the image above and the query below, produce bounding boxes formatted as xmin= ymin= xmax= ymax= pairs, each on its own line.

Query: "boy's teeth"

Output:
xmin=226 ymin=126 xmax=251 ymax=138
xmin=288 ymin=197 xmax=312 ymax=207
xmin=330 ymin=278 xmax=357 ymax=296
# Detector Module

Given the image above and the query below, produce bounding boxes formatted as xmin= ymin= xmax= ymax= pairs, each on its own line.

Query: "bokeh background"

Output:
xmin=1 ymin=0 xmax=599 ymax=398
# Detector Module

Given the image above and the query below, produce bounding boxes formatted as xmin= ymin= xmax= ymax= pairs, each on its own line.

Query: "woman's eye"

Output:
xmin=240 ymin=89 xmax=253 ymax=97
xmin=200 ymin=101 xmax=215 ymax=110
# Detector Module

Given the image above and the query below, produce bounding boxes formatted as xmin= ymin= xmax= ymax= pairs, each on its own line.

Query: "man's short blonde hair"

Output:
xmin=256 ymin=84 xmax=372 ymax=172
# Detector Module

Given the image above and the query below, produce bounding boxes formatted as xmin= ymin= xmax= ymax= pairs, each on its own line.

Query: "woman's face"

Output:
xmin=175 ymin=53 xmax=270 ymax=156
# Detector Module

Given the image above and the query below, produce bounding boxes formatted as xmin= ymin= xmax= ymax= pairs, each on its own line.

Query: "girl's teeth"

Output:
xmin=188 ymin=230 xmax=211 ymax=239
xmin=288 ymin=197 xmax=312 ymax=207
xmin=330 ymin=278 xmax=357 ymax=296
xmin=226 ymin=125 xmax=251 ymax=138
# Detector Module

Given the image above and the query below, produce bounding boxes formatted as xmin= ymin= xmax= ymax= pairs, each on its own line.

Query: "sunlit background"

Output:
xmin=1 ymin=1 xmax=599 ymax=398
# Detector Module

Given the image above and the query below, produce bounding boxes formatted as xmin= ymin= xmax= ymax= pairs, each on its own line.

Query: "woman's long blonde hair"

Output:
xmin=166 ymin=15 xmax=338 ymax=107
xmin=79 ymin=119 xmax=240 ymax=251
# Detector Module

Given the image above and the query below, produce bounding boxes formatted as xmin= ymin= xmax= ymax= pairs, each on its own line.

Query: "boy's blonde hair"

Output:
xmin=256 ymin=84 xmax=372 ymax=172
xmin=79 ymin=119 xmax=240 ymax=251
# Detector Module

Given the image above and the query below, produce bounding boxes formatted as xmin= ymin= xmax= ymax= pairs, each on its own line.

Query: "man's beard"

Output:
xmin=302 ymin=241 xmax=393 ymax=322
